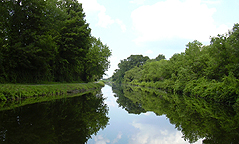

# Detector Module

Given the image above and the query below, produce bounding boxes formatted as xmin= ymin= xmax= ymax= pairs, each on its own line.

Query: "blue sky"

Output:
xmin=78 ymin=0 xmax=239 ymax=78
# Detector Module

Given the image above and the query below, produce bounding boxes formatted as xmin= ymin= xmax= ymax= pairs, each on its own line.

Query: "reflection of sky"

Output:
xmin=87 ymin=85 xmax=203 ymax=144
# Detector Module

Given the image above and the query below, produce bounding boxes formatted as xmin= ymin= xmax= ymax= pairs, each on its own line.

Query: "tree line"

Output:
xmin=0 ymin=0 xmax=111 ymax=83
xmin=112 ymin=24 xmax=239 ymax=103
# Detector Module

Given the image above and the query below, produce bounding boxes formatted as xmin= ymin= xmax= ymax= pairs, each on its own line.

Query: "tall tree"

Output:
xmin=85 ymin=37 xmax=111 ymax=82
xmin=55 ymin=0 xmax=91 ymax=82
xmin=2 ymin=0 xmax=55 ymax=83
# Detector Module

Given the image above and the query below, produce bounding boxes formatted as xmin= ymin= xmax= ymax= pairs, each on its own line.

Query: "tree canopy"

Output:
xmin=112 ymin=54 xmax=149 ymax=84
xmin=0 ymin=0 xmax=111 ymax=83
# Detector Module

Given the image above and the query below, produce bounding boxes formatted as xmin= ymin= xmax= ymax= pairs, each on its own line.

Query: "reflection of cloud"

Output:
xmin=112 ymin=132 xmax=122 ymax=144
xmin=91 ymin=132 xmax=122 ymax=144
xmin=130 ymin=121 xmax=203 ymax=144
xmin=104 ymin=95 xmax=118 ymax=107
xmin=94 ymin=135 xmax=110 ymax=144
xmin=131 ymin=0 xmax=229 ymax=44
xmin=143 ymin=112 xmax=152 ymax=116
xmin=160 ymin=129 xmax=168 ymax=136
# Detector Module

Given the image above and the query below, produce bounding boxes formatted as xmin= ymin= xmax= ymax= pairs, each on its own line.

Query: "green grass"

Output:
xmin=0 ymin=90 xmax=99 ymax=111
xmin=0 ymin=82 xmax=105 ymax=101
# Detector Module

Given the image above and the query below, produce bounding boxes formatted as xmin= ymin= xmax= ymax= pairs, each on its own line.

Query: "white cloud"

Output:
xmin=78 ymin=0 xmax=114 ymax=28
xmin=97 ymin=8 xmax=115 ymax=28
xmin=78 ymin=0 xmax=126 ymax=31
xmin=78 ymin=0 xmax=103 ymax=13
xmin=131 ymin=0 xmax=229 ymax=44
xmin=145 ymin=50 xmax=153 ymax=54
xmin=130 ymin=0 xmax=146 ymax=5
xmin=115 ymin=19 xmax=127 ymax=32
xmin=201 ymin=0 xmax=222 ymax=5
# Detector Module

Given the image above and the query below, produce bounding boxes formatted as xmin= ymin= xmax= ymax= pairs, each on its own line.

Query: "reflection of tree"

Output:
xmin=117 ymin=85 xmax=239 ymax=144
xmin=0 ymin=91 xmax=109 ymax=144
xmin=112 ymin=84 xmax=146 ymax=114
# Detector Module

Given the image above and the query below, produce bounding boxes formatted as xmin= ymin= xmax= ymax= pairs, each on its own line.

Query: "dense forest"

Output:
xmin=112 ymin=24 xmax=239 ymax=103
xmin=0 ymin=0 xmax=111 ymax=83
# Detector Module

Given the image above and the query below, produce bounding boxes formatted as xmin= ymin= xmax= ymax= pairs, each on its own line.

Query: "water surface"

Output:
xmin=1 ymin=85 xmax=239 ymax=144
xmin=0 ymin=91 xmax=108 ymax=143
xmin=87 ymin=85 xmax=203 ymax=144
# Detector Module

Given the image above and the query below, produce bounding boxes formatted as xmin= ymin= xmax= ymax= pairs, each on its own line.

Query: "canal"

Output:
xmin=87 ymin=85 xmax=203 ymax=144
xmin=1 ymin=84 xmax=238 ymax=143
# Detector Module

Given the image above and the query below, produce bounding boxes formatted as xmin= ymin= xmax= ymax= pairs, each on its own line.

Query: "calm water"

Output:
xmin=0 ymin=85 xmax=239 ymax=144
xmin=87 ymin=85 xmax=203 ymax=144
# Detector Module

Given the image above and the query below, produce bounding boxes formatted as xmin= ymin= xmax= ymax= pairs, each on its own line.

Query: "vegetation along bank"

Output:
xmin=112 ymin=24 xmax=239 ymax=104
xmin=0 ymin=82 xmax=105 ymax=101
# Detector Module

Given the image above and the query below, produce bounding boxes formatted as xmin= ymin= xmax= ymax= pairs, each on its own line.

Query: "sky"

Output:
xmin=77 ymin=0 xmax=239 ymax=78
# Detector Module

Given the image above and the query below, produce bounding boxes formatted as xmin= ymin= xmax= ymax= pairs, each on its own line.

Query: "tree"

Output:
xmin=155 ymin=54 xmax=166 ymax=61
xmin=55 ymin=0 xmax=91 ymax=82
xmin=2 ymin=0 xmax=55 ymax=83
xmin=112 ymin=55 xmax=149 ymax=84
xmin=0 ymin=0 xmax=110 ymax=83
xmin=84 ymin=37 xmax=111 ymax=82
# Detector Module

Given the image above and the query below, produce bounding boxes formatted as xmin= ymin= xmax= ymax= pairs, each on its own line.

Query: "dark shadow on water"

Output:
xmin=0 ymin=91 xmax=109 ymax=144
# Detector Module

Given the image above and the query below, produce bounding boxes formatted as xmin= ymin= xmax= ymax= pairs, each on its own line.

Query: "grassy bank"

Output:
xmin=0 ymin=82 xmax=105 ymax=101
xmin=0 ymin=89 xmax=103 ymax=111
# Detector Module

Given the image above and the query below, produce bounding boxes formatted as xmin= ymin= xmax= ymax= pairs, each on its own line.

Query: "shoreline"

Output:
xmin=0 ymin=82 xmax=105 ymax=101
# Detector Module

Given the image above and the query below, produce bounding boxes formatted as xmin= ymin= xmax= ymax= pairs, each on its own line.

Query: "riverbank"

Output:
xmin=0 ymin=82 xmax=105 ymax=101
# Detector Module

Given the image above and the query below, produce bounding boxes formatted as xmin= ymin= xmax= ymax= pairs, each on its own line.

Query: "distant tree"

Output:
xmin=112 ymin=55 xmax=149 ymax=84
xmin=155 ymin=54 xmax=166 ymax=61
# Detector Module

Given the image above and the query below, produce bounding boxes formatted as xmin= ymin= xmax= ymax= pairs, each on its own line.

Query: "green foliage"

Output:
xmin=0 ymin=82 xmax=104 ymax=101
xmin=112 ymin=54 xmax=149 ymax=84
xmin=155 ymin=54 xmax=166 ymax=61
xmin=0 ymin=0 xmax=111 ymax=83
xmin=114 ymin=24 xmax=239 ymax=103
xmin=85 ymin=37 xmax=112 ymax=81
